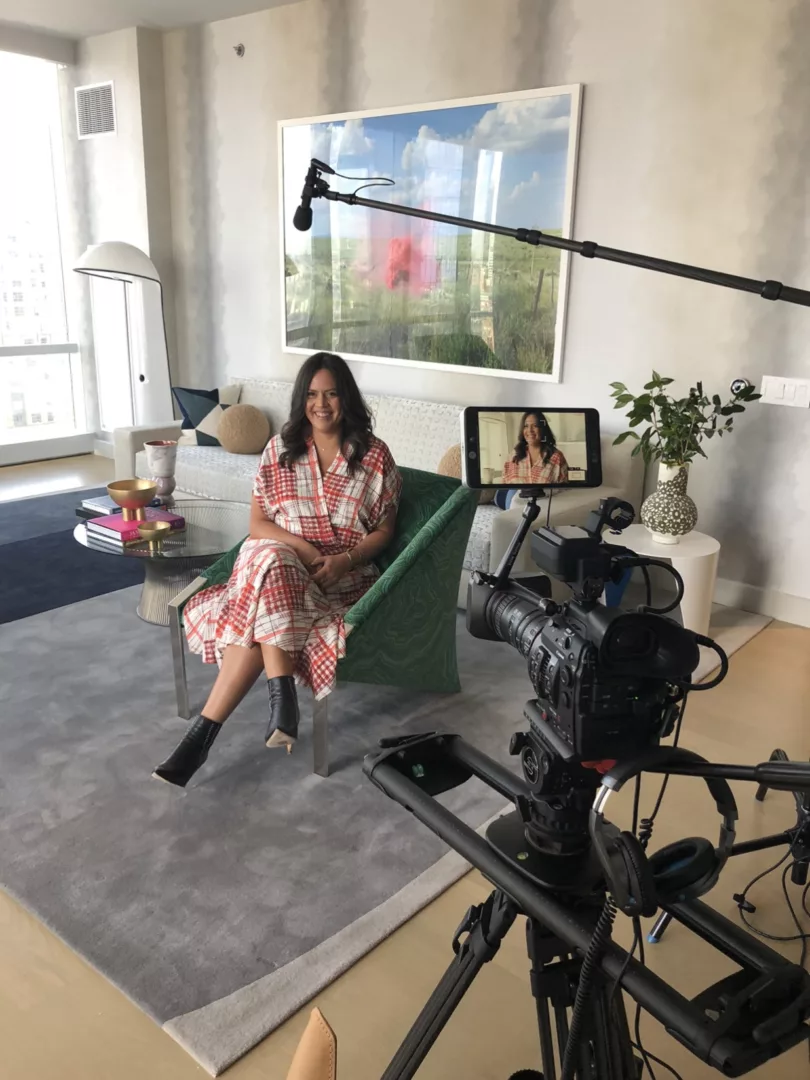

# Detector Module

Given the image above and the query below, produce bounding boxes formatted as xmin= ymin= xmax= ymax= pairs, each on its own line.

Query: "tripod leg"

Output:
xmin=381 ymin=890 xmax=517 ymax=1080
xmin=647 ymin=910 xmax=673 ymax=944
xmin=526 ymin=920 xmax=560 ymax=1080
xmin=756 ymin=748 xmax=789 ymax=802
xmin=593 ymin=979 xmax=634 ymax=1080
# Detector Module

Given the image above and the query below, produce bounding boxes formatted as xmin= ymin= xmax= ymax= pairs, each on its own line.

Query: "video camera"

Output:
xmin=363 ymin=422 xmax=810 ymax=1080
xmin=466 ymin=495 xmax=706 ymax=763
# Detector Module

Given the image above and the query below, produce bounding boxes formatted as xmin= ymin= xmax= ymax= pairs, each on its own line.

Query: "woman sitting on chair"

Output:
xmin=153 ymin=352 xmax=401 ymax=787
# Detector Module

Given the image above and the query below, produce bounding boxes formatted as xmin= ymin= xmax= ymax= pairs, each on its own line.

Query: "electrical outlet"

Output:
xmin=760 ymin=375 xmax=810 ymax=408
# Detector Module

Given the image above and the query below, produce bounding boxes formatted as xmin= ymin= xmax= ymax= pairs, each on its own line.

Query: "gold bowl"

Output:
xmin=108 ymin=479 xmax=158 ymax=521
xmin=137 ymin=520 xmax=173 ymax=549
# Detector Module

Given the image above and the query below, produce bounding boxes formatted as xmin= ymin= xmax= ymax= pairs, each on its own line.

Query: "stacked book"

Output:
xmin=77 ymin=493 xmax=161 ymax=519
xmin=86 ymin=508 xmax=186 ymax=547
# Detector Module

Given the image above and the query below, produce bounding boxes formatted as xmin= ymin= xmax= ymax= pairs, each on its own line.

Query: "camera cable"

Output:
xmin=733 ymin=846 xmax=810 ymax=969
xmin=596 ymin=777 xmax=684 ymax=1080
xmin=326 ymin=166 xmax=396 ymax=199
xmin=559 ymin=895 xmax=617 ymax=1080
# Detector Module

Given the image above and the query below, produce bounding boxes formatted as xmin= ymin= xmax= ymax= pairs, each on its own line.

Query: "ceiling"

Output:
xmin=0 ymin=0 xmax=294 ymax=40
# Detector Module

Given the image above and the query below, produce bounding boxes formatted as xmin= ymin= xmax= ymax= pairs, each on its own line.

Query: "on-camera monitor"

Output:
xmin=461 ymin=407 xmax=602 ymax=489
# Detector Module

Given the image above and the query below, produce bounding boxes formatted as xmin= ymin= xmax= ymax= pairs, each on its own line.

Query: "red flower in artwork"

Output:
xmin=386 ymin=237 xmax=425 ymax=290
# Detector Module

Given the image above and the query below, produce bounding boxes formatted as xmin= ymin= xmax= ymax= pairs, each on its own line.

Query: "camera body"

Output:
xmin=467 ymin=497 xmax=699 ymax=765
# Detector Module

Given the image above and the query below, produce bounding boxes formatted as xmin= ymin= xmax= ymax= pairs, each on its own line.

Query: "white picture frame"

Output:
xmin=279 ymin=84 xmax=582 ymax=383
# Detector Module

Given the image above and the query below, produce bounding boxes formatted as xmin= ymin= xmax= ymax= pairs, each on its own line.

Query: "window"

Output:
xmin=0 ymin=51 xmax=82 ymax=449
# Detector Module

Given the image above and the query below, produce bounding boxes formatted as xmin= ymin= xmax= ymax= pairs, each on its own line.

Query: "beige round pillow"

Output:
xmin=437 ymin=444 xmax=495 ymax=504
xmin=218 ymin=404 xmax=271 ymax=454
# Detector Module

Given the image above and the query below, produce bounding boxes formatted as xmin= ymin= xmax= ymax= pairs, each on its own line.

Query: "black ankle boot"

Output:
xmin=152 ymin=715 xmax=222 ymax=787
xmin=265 ymin=675 xmax=300 ymax=751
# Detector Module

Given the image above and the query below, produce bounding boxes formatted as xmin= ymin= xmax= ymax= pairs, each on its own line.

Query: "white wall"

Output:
xmin=70 ymin=27 xmax=178 ymax=398
xmin=0 ymin=21 xmax=76 ymax=64
xmin=162 ymin=0 xmax=810 ymax=608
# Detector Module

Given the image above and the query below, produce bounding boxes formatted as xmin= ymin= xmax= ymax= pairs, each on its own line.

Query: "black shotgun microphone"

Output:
xmin=292 ymin=158 xmax=334 ymax=232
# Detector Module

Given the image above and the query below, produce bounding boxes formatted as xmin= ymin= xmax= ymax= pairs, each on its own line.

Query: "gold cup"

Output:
xmin=137 ymin=520 xmax=173 ymax=551
xmin=108 ymin=479 xmax=158 ymax=521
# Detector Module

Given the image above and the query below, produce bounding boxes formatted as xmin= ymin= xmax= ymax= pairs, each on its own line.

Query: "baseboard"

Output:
xmin=714 ymin=577 xmax=810 ymax=628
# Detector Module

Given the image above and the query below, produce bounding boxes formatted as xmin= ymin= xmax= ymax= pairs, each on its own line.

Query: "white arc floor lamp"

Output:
xmin=74 ymin=241 xmax=173 ymax=430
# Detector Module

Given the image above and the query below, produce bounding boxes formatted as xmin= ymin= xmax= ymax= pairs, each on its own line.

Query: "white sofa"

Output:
xmin=115 ymin=376 xmax=644 ymax=601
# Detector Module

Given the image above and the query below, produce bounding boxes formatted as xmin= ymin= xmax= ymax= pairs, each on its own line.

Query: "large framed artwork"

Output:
xmin=280 ymin=85 xmax=582 ymax=382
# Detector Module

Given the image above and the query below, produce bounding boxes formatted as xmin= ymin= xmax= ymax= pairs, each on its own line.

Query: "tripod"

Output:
xmin=381 ymin=888 xmax=641 ymax=1080
xmin=648 ymin=748 xmax=810 ymax=944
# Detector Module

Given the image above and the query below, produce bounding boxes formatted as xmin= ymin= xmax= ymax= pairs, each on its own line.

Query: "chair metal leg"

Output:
xmin=313 ymin=696 xmax=329 ymax=777
xmin=169 ymin=602 xmax=192 ymax=720
xmin=167 ymin=575 xmax=207 ymax=721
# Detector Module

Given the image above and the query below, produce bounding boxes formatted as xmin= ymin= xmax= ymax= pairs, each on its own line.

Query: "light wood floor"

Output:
xmin=1 ymin=457 xmax=809 ymax=1078
xmin=0 ymin=452 xmax=114 ymax=503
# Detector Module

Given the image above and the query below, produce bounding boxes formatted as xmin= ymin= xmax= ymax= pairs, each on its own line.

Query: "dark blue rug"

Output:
xmin=0 ymin=487 xmax=143 ymax=624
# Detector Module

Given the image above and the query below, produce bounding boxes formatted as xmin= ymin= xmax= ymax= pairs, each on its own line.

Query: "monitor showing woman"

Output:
xmin=502 ymin=411 xmax=569 ymax=486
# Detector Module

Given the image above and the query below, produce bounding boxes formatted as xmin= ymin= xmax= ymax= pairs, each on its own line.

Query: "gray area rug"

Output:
xmin=0 ymin=586 xmax=533 ymax=1074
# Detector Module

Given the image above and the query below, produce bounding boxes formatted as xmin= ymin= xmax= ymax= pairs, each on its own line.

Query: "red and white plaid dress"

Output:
xmin=183 ymin=434 xmax=401 ymax=699
xmin=502 ymin=450 xmax=568 ymax=486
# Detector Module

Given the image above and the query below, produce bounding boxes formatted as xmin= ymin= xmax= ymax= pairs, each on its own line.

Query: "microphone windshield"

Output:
xmin=293 ymin=204 xmax=313 ymax=232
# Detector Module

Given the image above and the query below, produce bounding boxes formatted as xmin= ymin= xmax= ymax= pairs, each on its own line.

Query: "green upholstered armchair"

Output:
xmin=167 ymin=468 xmax=478 ymax=776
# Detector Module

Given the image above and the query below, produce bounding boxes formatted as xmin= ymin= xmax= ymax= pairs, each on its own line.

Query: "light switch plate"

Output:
xmin=760 ymin=375 xmax=810 ymax=407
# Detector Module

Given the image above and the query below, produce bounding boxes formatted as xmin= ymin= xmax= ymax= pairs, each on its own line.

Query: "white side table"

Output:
xmin=602 ymin=525 xmax=721 ymax=636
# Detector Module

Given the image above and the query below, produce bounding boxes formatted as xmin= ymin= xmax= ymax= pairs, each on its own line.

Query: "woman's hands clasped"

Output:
xmin=309 ymin=553 xmax=352 ymax=590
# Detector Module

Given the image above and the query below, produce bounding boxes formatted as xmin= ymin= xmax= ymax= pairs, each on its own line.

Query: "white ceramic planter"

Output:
xmin=640 ymin=462 xmax=698 ymax=544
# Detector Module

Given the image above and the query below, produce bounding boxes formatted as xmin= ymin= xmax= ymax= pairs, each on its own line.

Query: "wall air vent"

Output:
xmin=75 ymin=81 xmax=116 ymax=139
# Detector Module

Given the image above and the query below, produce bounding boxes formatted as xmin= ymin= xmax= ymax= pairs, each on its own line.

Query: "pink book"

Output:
xmin=87 ymin=508 xmax=186 ymax=543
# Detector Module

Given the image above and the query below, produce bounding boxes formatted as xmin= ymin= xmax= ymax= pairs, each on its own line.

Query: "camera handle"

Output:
xmin=493 ymin=490 xmax=546 ymax=588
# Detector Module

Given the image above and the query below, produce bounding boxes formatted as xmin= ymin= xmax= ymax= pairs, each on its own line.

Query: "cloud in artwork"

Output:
xmin=465 ymin=97 xmax=570 ymax=154
xmin=398 ymin=95 xmax=570 ymax=176
xmin=311 ymin=117 xmax=374 ymax=165
xmin=506 ymin=170 xmax=545 ymax=203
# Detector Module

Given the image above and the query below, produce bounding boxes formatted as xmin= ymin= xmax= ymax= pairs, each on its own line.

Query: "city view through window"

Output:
xmin=0 ymin=51 xmax=81 ymax=446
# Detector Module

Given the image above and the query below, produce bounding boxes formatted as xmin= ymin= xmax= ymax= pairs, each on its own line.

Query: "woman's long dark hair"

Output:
xmin=512 ymin=410 xmax=557 ymax=465
xmin=279 ymin=352 xmax=373 ymax=473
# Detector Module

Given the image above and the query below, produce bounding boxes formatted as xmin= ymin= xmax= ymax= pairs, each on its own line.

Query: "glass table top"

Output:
xmin=73 ymin=500 xmax=249 ymax=560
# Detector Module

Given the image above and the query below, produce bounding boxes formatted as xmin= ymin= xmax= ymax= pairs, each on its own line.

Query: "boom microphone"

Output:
xmin=293 ymin=158 xmax=334 ymax=232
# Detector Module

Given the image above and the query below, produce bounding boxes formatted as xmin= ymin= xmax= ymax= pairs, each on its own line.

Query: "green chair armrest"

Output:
xmin=338 ymin=486 xmax=478 ymax=693
xmin=201 ymin=538 xmax=247 ymax=586
xmin=172 ymin=537 xmax=246 ymax=620
xmin=345 ymin=485 xmax=476 ymax=629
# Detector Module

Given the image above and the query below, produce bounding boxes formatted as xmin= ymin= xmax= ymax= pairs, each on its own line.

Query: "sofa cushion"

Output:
xmin=218 ymin=404 xmax=271 ymax=454
xmin=136 ymin=445 xmax=260 ymax=503
xmin=362 ymin=394 xmax=461 ymax=473
xmin=464 ymin=504 xmax=501 ymax=573
xmin=173 ymin=384 xmax=241 ymax=446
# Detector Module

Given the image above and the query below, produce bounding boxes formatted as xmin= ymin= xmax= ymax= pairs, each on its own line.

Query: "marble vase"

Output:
xmin=144 ymin=440 xmax=178 ymax=506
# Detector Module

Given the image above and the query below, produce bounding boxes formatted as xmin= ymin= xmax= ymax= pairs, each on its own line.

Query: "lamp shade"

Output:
xmin=74 ymin=240 xmax=172 ymax=428
xmin=74 ymin=241 xmax=161 ymax=284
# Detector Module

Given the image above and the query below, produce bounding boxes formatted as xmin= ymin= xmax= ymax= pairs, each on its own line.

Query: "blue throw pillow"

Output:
xmin=493 ymin=488 xmax=519 ymax=510
xmin=172 ymin=384 xmax=241 ymax=447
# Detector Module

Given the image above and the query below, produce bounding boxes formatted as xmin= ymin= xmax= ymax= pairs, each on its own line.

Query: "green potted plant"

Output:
xmin=610 ymin=372 xmax=760 ymax=543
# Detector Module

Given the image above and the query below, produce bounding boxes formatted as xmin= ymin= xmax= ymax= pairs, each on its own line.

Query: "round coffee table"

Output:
xmin=73 ymin=500 xmax=249 ymax=625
